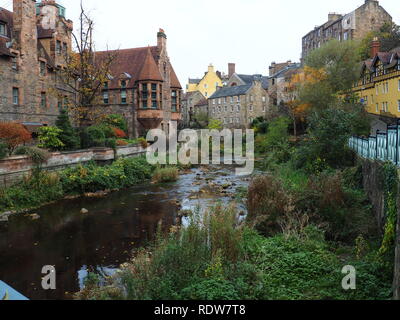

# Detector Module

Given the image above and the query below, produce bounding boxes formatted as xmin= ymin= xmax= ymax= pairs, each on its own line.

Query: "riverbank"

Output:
xmin=0 ymin=156 xmax=155 ymax=220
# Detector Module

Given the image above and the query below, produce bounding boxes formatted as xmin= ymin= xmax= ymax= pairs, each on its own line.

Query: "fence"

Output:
xmin=349 ymin=122 xmax=400 ymax=165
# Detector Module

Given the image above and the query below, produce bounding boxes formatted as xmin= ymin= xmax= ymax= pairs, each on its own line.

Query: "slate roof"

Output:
xmin=188 ymin=78 xmax=201 ymax=84
xmin=237 ymin=74 xmax=269 ymax=89
xmin=194 ymin=98 xmax=208 ymax=107
xmin=209 ymin=84 xmax=252 ymax=99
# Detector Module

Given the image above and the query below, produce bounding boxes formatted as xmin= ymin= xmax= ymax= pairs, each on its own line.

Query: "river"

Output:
xmin=0 ymin=165 xmax=249 ymax=300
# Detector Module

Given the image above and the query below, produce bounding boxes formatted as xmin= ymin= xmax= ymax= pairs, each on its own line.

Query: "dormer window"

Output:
xmin=0 ymin=22 xmax=6 ymax=36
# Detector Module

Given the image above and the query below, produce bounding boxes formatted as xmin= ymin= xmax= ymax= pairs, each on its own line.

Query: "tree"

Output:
xmin=359 ymin=22 xmax=400 ymax=60
xmin=58 ymin=2 xmax=117 ymax=126
xmin=56 ymin=110 xmax=80 ymax=150
xmin=0 ymin=123 xmax=32 ymax=155
xmin=193 ymin=111 xmax=209 ymax=129
xmin=207 ymin=119 xmax=223 ymax=130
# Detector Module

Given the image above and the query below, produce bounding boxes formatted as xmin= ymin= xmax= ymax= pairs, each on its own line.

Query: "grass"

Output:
xmin=152 ymin=167 xmax=179 ymax=183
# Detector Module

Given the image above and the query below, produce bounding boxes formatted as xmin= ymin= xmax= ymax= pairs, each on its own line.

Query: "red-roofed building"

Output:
xmin=94 ymin=29 xmax=182 ymax=137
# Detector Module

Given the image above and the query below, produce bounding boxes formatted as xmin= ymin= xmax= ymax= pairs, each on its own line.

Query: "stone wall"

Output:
xmin=0 ymin=144 xmax=146 ymax=188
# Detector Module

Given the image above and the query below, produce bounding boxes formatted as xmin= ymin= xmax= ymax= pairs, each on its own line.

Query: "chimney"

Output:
xmin=371 ymin=37 xmax=381 ymax=58
xmin=328 ymin=13 xmax=342 ymax=22
xmin=157 ymin=28 xmax=167 ymax=54
xmin=208 ymin=64 xmax=215 ymax=73
xmin=228 ymin=63 xmax=236 ymax=78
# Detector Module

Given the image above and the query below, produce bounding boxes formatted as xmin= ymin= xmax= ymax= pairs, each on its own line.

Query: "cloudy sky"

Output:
xmin=2 ymin=0 xmax=399 ymax=88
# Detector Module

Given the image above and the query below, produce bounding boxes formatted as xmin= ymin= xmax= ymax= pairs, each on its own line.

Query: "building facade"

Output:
xmin=353 ymin=41 xmax=400 ymax=122
xmin=186 ymin=64 xmax=223 ymax=98
xmin=208 ymin=77 xmax=269 ymax=129
xmin=301 ymin=0 xmax=392 ymax=61
xmin=268 ymin=61 xmax=301 ymax=107
xmin=0 ymin=0 xmax=74 ymax=128
xmin=181 ymin=90 xmax=206 ymax=128
xmin=94 ymin=29 xmax=182 ymax=138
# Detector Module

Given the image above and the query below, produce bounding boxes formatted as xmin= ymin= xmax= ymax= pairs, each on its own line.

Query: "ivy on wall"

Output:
xmin=379 ymin=162 xmax=399 ymax=256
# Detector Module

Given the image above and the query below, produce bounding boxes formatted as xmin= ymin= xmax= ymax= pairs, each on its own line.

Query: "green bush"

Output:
xmin=14 ymin=146 xmax=51 ymax=165
xmin=60 ymin=156 xmax=154 ymax=194
xmin=101 ymin=114 xmax=128 ymax=133
xmin=38 ymin=126 xmax=65 ymax=151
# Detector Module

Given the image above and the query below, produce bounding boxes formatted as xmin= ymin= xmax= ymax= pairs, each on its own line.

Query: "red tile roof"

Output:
xmin=95 ymin=45 xmax=182 ymax=89
xmin=137 ymin=47 xmax=163 ymax=82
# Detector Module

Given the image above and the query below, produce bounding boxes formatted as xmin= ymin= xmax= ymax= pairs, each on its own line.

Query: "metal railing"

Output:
xmin=349 ymin=122 xmax=400 ymax=165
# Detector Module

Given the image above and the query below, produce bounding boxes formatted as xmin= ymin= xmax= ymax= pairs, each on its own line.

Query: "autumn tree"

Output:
xmin=281 ymin=67 xmax=325 ymax=137
xmin=0 ymin=123 xmax=32 ymax=156
xmin=58 ymin=1 xmax=117 ymax=126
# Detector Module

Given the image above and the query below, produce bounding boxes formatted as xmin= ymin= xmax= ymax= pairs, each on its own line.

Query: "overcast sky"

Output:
xmin=2 ymin=0 xmax=399 ymax=88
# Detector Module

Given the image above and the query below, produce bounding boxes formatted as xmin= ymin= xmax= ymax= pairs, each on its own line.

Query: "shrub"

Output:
xmin=0 ymin=122 xmax=32 ymax=155
xmin=38 ymin=126 xmax=65 ymax=151
xmin=55 ymin=110 xmax=80 ymax=150
xmin=85 ymin=125 xmax=106 ymax=147
xmin=207 ymin=119 xmax=223 ymax=130
xmin=14 ymin=146 xmax=51 ymax=166
xmin=101 ymin=114 xmax=128 ymax=133
xmin=112 ymin=127 xmax=127 ymax=139
xmin=138 ymin=137 xmax=148 ymax=148
xmin=152 ymin=167 xmax=179 ymax=183
xmin=116 ymin=139 xmax=129 ymax=147
xmin=247 ymin=175 xmax=289 ymax=236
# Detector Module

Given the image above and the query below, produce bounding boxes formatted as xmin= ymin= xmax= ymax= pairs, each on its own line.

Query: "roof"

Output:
xmin=236 ymin=74 xmax=269 ymax=89
xmin=194 ymin=98 xmax=208 ymax=107
xmin=137 ymin=47 xmax=163 ymax=82
xmin=270 ymin=63 xmax=301 ymax=79
xmin=188 ymin=78 xmax=201 ymax=84
xmin=209 ymin=84 xmax=252 ymax=99
xmin=95 ymin=46 xmax=182 ymax=89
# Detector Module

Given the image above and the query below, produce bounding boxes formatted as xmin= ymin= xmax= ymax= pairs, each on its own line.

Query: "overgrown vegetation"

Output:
xmin=152 ymin=167 xmax=179 ymax=183
xmin=0 ymin=156 xmax=154 ymax=212
xmin=76 ymin=205 xmax=392 ymax=300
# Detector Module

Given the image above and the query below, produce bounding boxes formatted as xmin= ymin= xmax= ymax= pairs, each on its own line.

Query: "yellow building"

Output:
xmin=354 ymin=49 xmax=400 ymax=119
xmin=186 ymin=64 xmax=223 ymax=98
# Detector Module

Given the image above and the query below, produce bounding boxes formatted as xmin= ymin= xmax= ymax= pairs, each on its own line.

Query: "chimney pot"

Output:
xmin=371 ymin=37 xmax=381 ymax=58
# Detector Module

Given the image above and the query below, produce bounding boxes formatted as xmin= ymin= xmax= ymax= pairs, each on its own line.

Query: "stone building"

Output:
xmin=268 ymin=61 xmax=301 ymax=107
xmin=94 ymin=29 xmax=182 ymax=138
xmin=301 ymin=0 xmax=392 ymax=61
xmin=208 ymin=75 xmax=269 ymax=129
xmin=181 ymin=90 xmax=206 ymax=128
xmin=0 ymin=0 xmax=74 ymax=129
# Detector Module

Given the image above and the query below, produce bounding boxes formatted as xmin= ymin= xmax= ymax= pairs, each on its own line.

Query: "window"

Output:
xmin=40 ymin=61 xmax=46 ymax=76
xmin=398 ymin=80 xmax=400 ymax=91
xmin=204 ymin=84 xmax=208 ymax=89
xmin=376 ymin=103 xmax=379 ymax=113
xmin=103 ymin=91 xmax=109 ymax=104
xmin=12 ymin=57 xmax=18 ymax=70
xmin=56 ymin=41 xmax=62 ymax=55
xmin=41 ymin=92 xmax=47 ymax=108
xmin=141 ymin=83 xmax=148 ymax=109
xmin=230 ymin=97 xmax=234 ymax=103
xmin=262 ymin=96 xmax=266 ymax=103
xmin=63 ymin=43 xmax=68 ymax=54
xmin=343 ymin=32 xmax=348 ymax=41
xmin=224 ymin=106 xmax=228 ymax=112
xmin=237 ymin=96 xmax=240 ymax=102
xmin=398 ymin=100 xmax=400 ymax=112
xmin=237 ymin=105 xmax=241 ymax=112
xmin=151 ymin=83 xmax=157 ymax=109
xmin=249 ymin=105 xmax=253 ymax=111
xmin=12 ymin=88 xmax=19 ymax=105
xmin=0 ymin=22 xmax=6 ymax=36
xmin=171 ymin=90 xmax=178 ymax=112
xmin=213 ymin=99 xmax=216 ymax=105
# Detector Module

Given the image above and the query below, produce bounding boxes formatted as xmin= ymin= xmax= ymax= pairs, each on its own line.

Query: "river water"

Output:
xmin=0 ymin=165 xmax=249 ymax=300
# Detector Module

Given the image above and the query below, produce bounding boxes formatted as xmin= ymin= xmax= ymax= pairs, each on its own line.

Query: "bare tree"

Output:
xmin=58 ymin=1 xmax=117 ymax=126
